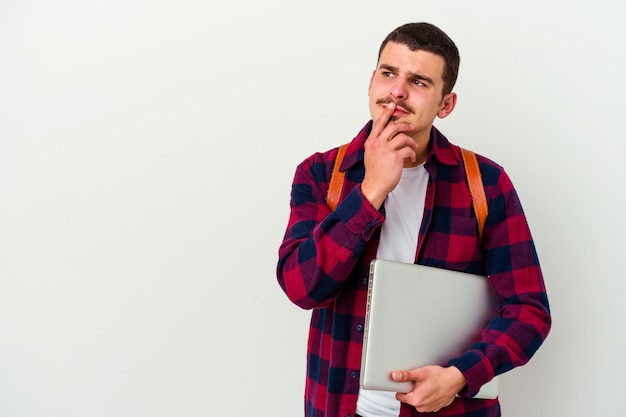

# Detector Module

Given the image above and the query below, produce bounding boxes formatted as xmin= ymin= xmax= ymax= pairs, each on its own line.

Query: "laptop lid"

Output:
xmin=360 ymin=259 xmax=500 ymax=399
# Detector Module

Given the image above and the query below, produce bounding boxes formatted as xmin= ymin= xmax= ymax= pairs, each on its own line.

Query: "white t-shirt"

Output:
xmin=356 ymin=164 xmax=429 ymax=417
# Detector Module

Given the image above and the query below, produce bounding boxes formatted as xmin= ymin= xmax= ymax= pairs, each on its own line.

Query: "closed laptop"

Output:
xmin=360 ymin=259 xmax=500 ymax=399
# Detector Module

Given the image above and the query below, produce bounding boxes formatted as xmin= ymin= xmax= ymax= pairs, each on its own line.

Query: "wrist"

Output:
xmin=446 ymin=366 xmax=467 ymax=394
xmin=360 ymin=182 xmax=387 ymax=210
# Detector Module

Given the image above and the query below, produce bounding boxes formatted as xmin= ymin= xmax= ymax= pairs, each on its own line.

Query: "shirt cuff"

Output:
xmin=334 ymin=185 xmax=384 ymax=240
xmin=448 ymin=351 xmax=496 ymax=398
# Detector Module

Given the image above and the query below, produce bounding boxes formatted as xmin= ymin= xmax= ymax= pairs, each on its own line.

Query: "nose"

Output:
xmin=389 ymin=78 xmax=408 ymax=100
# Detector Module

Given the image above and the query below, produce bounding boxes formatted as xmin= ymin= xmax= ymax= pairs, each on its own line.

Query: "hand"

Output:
xmin=361 ymin=102 xmax=418 ymax=209
xmin=392 ymin=365 xmax=467 ymax=413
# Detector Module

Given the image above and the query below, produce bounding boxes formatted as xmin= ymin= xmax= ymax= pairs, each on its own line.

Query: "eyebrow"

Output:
xmin=379 ymin=64 xmax=435 ymax=85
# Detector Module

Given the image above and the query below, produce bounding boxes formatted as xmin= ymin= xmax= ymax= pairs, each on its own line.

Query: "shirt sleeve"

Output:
xmin=277 ymin=154 xmax=384 ymax=310
xmin=449 ymin=167 xmax=552 ymax=397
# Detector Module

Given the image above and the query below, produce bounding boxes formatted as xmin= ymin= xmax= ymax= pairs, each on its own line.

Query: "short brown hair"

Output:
xmin=378 ymin=22 xmax=460 ymax=96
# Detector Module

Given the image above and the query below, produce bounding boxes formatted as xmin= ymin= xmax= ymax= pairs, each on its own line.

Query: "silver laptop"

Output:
xmin=360 ymin=259 xmax=500 ymax=399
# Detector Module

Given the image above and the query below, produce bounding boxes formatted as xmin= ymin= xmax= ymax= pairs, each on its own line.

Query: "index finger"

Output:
xmin=370 ymin=102 xmax=396 ymax=137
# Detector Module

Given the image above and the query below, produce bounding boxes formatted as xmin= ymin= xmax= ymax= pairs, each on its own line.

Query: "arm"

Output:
xmin=276 ymin=164 xmax=383 ymax=310
xmin=277 ymin=104 xmax=418 ymax=310
xmin=390 ymin=164 xmax=551 ymax=405
xmin=449 ymin=166 xmax=552 ymax=396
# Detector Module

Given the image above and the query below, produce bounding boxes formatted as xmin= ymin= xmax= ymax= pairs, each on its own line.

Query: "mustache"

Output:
xmin=376 ymin=98 xmax=414 ymax=114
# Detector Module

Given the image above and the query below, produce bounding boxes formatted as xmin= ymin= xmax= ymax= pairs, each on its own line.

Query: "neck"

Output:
xmin=403 ymin=129 xmax=430 ymax=167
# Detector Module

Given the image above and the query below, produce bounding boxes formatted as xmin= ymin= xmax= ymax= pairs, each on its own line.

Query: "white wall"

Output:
xmin=1 ymin=1 xmax=624 ymax=416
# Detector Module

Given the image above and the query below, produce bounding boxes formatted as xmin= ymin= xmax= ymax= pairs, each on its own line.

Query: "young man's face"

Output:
xmin=368 ymin=41 xmax=455 ymax=141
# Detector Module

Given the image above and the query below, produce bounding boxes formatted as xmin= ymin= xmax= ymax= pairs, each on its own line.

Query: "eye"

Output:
xmin=411 ymin=78 xmax=426 ymax=87
xmin=382 ymin=71 xmax=395 ymax=78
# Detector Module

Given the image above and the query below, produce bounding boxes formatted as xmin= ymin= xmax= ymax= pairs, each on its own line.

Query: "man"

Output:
xmin=277 ymin=22 xmax=551 ymax=417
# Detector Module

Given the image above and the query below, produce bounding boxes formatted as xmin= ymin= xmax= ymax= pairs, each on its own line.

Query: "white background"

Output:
xmin=1 ymin=1 xmax=625 ymax=416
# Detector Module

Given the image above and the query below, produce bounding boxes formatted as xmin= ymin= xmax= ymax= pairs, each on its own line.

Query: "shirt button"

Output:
xmin=351 ymin=371 xmax=358 ymax=379
xmin=356 ymin=324 xmax=364 ymax=332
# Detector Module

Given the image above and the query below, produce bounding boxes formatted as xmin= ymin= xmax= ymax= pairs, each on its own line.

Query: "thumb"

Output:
xmin=391 ymin=370 xmax=409 ymax=382
xmin=391 ymin=368 xmax=426 ymax=382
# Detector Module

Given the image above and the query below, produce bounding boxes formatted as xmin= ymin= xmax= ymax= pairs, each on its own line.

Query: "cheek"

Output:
xmin=368 ymin=81 xmax=386 ymax=99
xmin=368 ymin=97 xmax=379 ymax=120
xmin=367 ymin=96 xmax=378 ymax=118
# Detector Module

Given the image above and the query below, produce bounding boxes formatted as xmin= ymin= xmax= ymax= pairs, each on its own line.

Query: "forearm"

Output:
xmin=277 ymin=186 xmax=384 ymax=309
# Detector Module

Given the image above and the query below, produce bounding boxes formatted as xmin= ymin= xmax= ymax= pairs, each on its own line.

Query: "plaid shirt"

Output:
xmin=277 ymin=121 xmax=551 ymax=417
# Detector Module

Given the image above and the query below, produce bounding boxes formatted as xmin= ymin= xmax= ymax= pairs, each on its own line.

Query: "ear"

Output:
xmin=437 ymin=92 xmax=457 ymax=119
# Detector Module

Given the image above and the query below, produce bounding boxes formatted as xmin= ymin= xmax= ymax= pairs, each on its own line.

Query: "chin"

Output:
xmin=390 ymin=114 xmax=411 ymax=123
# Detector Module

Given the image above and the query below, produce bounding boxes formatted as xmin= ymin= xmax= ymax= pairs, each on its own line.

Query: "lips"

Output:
xmin=388 ymin=105 xmax=409 ymax=116
xmin=379 ymin=101 xmax=410 ymax=115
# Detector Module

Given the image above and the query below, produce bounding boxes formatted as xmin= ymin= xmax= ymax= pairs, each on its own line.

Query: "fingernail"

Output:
xmin=392 ymin=371 xmax=401 ymax=380
xmin=387 ymin=102 xmax=395 ymax=108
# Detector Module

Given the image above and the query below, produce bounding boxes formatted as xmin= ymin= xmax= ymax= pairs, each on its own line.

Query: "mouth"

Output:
xmin=377 ymin=99 xmax=412 ymax=115
xmin=391 ymin=107 xmax=408 ymax=116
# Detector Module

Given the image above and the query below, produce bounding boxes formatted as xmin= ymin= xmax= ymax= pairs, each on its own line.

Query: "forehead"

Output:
xmin=377 ymin=42 xmax=446 ymax=84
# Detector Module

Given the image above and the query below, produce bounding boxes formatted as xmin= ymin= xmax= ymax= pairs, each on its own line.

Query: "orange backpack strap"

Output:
xmin=460 ymin=147 xmax=488 ymax=240
xmin=326 ymin=143 xmax=349 ymax=211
